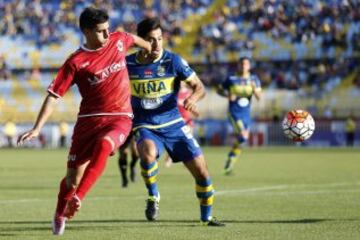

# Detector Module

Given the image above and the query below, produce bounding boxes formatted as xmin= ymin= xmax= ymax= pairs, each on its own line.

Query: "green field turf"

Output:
xmin=0 ymin=147 xmax=359 ymax=240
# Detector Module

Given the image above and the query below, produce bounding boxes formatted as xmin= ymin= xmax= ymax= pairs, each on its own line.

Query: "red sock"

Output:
xmin=55 ymin=177 xmax=76 ymax=216
xmin=76 ymin=139 xmax=113 ymax=200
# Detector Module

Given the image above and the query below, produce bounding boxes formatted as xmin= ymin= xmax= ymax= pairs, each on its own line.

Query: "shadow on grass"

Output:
xmin=0 ymin=218 xmax=359 ymax=234
xmin=0 ymin=219 xmax=200 ymax=234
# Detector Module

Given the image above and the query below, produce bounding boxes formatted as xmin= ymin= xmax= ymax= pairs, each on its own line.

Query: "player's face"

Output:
xmin=84 ymin=22 xmax=110 ymax=49
xmin=239 ymin=59 xmax=251 ymax=73
xmin=145 ymin=28 xmax=163 ymax=59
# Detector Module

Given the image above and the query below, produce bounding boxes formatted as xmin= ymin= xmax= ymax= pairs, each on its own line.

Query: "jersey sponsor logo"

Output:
xmin=88 ymin=60 xmax=126 ymax=85
xmin=117 ymin=40 xmax=124 ymax=52
xmin=238 ymin=97 xmax=250 ymax=107
xmin=80 ymin=61 xmax=90 ymax=69
xmin=144 ymin=69 xmax=153 ymax=78
xmin=131 ymin=77 xmax=175 ymax=98
xmin=141 ymin=98 xmax=163 ymax=109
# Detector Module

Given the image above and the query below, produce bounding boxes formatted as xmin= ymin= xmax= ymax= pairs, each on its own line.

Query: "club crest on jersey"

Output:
xmin=117 ymin=40 xmax=124 ymax=52
xmin=119 ymin=133 xmax=125 ymax=143
xmin=157 ymin=66 xmax=166 ymax=76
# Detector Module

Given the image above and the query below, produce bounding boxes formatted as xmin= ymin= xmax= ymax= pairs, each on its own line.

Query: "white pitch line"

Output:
xmin=1 ymin=182 xmax=359 ymax=204
xmin=216 ymin=185 xmax=289 ymax=196
xmin=215 ymin=181 xmax=360 ymax=196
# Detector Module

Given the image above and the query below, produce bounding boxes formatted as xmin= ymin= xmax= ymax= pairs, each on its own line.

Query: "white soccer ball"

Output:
xmin=282 ymin=110 xmax=315 ymax=142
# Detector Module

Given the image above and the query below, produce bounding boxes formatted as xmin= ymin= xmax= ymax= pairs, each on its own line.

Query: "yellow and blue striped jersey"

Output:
xmin=126 ymin=50 xmax=195 ymax=130
xmin=222 ymin=74 xmax=261 ymax=119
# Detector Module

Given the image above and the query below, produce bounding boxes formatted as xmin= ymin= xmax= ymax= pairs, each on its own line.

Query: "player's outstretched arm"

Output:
xmin=183 ymin=75 xmax=205 ymax=117
xmin=17 ymin=93 xmax=58 ymax=145
xmin=216 ymin=84 xmax=229 ymax=97
xmin=131 ymin=34 xmax=151 ymax=53
xmin=251 ymin=81 xmax=261 ymax=101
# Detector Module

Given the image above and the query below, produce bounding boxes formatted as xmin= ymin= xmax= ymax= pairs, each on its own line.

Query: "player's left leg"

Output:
xmin=168 ymin=122 xmax=224 ymax=226
xmin=224 ymin=117 xmax=249 ymax=175
xmin=64 ymin=136 xmax=114 ymax=219
xmin=66 ymin=117 xmax=132 ymax=219
xmin=183 ymin=155 xmax=225 ymax=227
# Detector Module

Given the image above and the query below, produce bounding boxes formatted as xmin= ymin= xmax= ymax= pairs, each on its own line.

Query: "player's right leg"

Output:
xmin=53 ymin=161 xmax=89 ymax=235
xmin=136 ymin=129 xmax=163 ymax=221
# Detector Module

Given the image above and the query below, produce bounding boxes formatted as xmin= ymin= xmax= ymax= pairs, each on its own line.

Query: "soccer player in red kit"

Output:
xmin=17 ymin=7 xmax=151 ymax=235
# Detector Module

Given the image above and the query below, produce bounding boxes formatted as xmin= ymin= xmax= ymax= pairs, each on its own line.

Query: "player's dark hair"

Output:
xmin=137 ymin=17 xmax=162 ymax=38
xmin=79 ymin=7 xmax=109 ymax=32
xmin=239 ymin=56 xmax=250 ymax=62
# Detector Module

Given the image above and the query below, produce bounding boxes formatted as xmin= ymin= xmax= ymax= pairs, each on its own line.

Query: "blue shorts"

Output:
xmin=228 ymin=113 xmax=251 ymax=134
xmin=134 ymin=121 xmax=202 ymax=163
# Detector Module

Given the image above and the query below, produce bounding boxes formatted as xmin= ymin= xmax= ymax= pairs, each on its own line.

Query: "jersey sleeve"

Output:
xmin=121 ymin=32 xmax=135 ymax=51
xmin=47 ymin=60 xmax=76 ymax=98
xmin=253 ymin=75 xmax=261 ymax=89
xmin=173 ymin=54 xmax=195 ymax=81
xmin=221 ymin=76 xmax=231 ymax=90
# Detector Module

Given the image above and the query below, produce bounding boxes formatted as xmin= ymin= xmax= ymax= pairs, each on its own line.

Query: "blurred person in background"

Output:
xmin=217 ymin=57 xmax=261 ymax=175
xmin=345 ymin=113 xmax=356 ymax=147
xmin=17 ymin=7 xmax=151 ymax=235
xmin=3 ymin=119 xmax=17 ymax=148
xmin=118 ymin=134 xmax=139 ymax=188
xmin=0 ymin=54 xmax=11 ymax=80
xmin=58 ymin=120 xmax=69 ymax=148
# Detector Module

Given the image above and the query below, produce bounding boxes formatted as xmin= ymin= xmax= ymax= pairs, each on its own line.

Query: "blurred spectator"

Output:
xmin=3 ymin=120 xmax=17 ymax=148
xmin=58 ymin=121 xmax=69 ymax=148
xmin=197 ymin=121 xmax=207 ymax=146
xmin=345 ymin=114 xmax=356 ymax=147
xmin=0 ymin=54 xmax=10 ymax=80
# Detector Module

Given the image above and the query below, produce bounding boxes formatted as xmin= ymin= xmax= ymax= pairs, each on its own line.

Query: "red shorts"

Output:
xmin=67 ymin=116 xmax=132 ymax=168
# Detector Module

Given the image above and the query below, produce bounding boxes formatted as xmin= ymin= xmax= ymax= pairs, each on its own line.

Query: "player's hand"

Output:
xmin=183 ymin=98 xmax=199 ymax=117
xmin=229 ymin=94 xmax=237 ymax=101
xmin=17 ymin=129 xmax=40 ymax=146
xmin=251 ymin=81 xmax=257 ymax=91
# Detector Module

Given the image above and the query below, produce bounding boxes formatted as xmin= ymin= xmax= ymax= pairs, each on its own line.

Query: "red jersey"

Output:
xmin=48 ymin=32 xmax=134 ymax=118
xmin=178 ymin=86 xmax=193 ymax=127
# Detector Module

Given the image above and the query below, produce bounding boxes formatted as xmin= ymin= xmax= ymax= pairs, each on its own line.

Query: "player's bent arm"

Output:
xmin=131 ymin=34 xmax=151 ymax=53
xmin=251 ymin=81 xmax=261 ymax=101
xmin=216 ymin=85 xmax=228 ymax=97
xmin=253 ymin=88 xmax=261 ymax=101
xmin=17 ymin=93 xmax=58 ymax=145
xmin=183 ymin=75 xmax=205 ymax=115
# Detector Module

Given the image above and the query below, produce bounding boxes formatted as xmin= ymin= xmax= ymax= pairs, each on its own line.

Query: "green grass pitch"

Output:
xmin=0 ymin=147 xmax=359 ymax=240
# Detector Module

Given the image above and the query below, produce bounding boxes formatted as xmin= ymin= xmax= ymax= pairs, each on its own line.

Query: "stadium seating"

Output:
xmin=1 ymin=0 xmax=359 ymax=123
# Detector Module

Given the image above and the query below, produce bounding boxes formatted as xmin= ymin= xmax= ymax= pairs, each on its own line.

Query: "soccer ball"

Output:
xmin=282 ymin=110 xmax=315 ymax=142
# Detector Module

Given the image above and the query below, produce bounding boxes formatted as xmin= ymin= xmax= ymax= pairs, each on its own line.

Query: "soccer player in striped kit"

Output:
xmin=126 ymin=17 xmax=224 ymax=226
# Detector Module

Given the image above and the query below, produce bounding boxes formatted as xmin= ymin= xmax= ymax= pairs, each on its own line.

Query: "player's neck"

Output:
xmin=240 ymin=72 xmax=250 ymax=78
xmin=137 ymin=50 xmax=162 ymax=64
xmin=83 ymin=40 xmax=107 ymax=51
